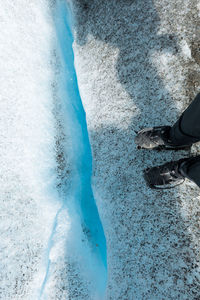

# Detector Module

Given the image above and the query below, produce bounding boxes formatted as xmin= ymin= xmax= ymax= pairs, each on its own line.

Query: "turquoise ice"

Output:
xmin=39 ymin=1 xmax=107 ymax=298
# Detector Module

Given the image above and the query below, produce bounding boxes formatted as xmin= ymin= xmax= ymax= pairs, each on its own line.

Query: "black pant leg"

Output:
xmin=169 ymin=92 xmax=200 ymax=146
xmin=183 ymin=158 xmax=200 ymax=188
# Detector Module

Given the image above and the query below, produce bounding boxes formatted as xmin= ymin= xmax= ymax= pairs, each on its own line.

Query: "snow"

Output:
xmin=0 ymin=0 xmax=106 ymax=299
xmin=0 ymin=1 xmax=59 ymax=298
xmin=72 ymin=0 xmax=200 ymax=299
xmin=1 ymin=0 xmax=200 ymax=299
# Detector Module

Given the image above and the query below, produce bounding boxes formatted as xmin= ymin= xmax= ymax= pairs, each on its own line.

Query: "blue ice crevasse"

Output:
xmin=39 ymin=0 xmax=107 ymax=298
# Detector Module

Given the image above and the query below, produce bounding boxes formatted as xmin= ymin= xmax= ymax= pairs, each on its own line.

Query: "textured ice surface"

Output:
xmin=72 ymin=0 xmax=200 ymax=299
xmin=0 ymin=1 xmax=59 ymax=299
xmin=40 ymin=2 xmax=107 ymax=299
xmin=0 ymin=0 xmax=105 ymax=299
xmin=1 ymin=0 xmax=200 ymax=299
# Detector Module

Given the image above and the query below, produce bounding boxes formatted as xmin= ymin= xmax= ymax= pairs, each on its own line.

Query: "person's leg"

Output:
xmin=169 ymin=92 xmax=200 ymax=146
xmin=181 ymin=156 xmax=200 ymax=188
xmin=135 ymin=92 xmax=200 ymax=150
xmin=135 ymin=92 xmax=200 ymax=188
xmin=144 ymin=155 xmax=200 ymax=189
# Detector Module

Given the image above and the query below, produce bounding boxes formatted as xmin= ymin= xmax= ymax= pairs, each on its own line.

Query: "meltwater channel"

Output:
xmin=39 ymin=1 xmax=107 ymax=299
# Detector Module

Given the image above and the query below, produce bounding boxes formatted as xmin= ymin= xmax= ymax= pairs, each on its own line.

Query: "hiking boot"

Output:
xmin=134 ymin=126 xmax=191 ymax=150
xmin=143 ymin=157 xmax=198 ymax=189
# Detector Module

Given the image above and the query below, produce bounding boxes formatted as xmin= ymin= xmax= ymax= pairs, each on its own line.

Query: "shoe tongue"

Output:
xmin=173 ymin=165 xmax=182 ymax=178
xmin=160 ymin=126 xmax=171 ymax=144
xmin=177 ymin=159 xmax=188 ymax=177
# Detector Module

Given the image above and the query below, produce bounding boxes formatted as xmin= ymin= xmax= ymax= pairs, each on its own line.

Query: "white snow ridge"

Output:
xmin=0 ymin=0 xmax=106 ymax=299
xmin=1 ymin=0 xmax=200 ymax=300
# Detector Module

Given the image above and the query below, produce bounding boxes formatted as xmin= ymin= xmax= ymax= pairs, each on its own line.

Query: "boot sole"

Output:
xmin=137 ymin=145 xmax=191 ymax=151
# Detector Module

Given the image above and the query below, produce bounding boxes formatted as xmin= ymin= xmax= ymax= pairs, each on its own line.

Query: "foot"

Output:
xmin=134 ymin=126 xmax=191 ymax=150
xmin=143 ymin=157 xmax=196 ymax=189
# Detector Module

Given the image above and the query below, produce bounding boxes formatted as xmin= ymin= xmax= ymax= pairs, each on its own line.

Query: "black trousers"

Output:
xmin=169 ymin=92 xmax=200 ymax=187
